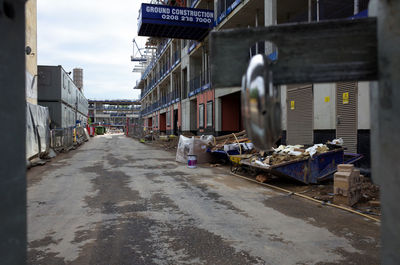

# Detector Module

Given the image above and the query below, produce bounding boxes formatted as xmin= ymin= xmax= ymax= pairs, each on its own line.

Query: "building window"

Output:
xmin=207 ymin=101 xmax=213 ymax=127
xmin=199 ymin=104 xmax=204 ymax=128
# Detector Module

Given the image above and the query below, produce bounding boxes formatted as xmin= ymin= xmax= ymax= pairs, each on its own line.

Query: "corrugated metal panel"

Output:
xmin=336 ymin=82 xmax=358 ymax=153
xmin=287 ymin=84 xmax=314 ymax=145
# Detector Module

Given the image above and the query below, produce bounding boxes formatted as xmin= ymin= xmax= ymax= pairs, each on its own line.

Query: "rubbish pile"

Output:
xmin=211 ymin=130 xmax=254 ymax=154
xmin=176 ymin=135 xmax=214 ymax=164
xmin=248 ymin=143 xmax=332 ymax=168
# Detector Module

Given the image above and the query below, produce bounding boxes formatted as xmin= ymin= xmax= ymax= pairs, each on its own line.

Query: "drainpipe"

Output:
xmin=255 ymin=9 xmax=259 ymax=54
xmin=354 ymin=0 xmax=359 ymax=15
xmin=308 ymin=0 xmax=312 ymax=22
xmin=316 ymin=0 xmax=320 ymax=22
xmin=265 ymin=0 xmax=277 ymax=54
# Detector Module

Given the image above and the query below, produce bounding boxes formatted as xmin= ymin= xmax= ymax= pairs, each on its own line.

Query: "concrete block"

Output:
xmin=334 ymin=186 xmax=349 ymax=196
xmin=334 ymin=177 xmax=350 ymax=191
xmin=337 ymin=164 xmax=354 ymax=172
xmin=334 ymin=187 xmax=362 ymax=206
xmin=335 ymin=170 xmax=363 ymax=190
xmin=334 ymin=171 xmax=351 ymax=181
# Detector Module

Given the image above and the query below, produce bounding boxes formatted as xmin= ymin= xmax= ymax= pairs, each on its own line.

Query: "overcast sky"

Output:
xmin=37 ymin=0 xmax=149 ymax=100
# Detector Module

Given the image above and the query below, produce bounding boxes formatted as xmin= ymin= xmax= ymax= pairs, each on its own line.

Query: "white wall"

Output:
xmin=267 ymin=82 xmax=369 ymax=135
xmin=358 ymin=81 xmax=371 ymax=130
xmin=313 ymin=83 xmax=336 ymax=130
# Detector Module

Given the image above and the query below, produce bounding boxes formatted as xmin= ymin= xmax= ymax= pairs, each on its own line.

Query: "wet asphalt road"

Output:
xmin=27 ymin=134 xmax=380 ymax=265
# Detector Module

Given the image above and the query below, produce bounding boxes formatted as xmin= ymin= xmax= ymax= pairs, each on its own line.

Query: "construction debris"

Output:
xmin=176 ymin=135 xmax=213 ymax=164
xmin=256 ymin=174 xmax=269 ymax=183
xmin=369 ymin=200 xmax=380 ymax=207
xmin=248 ymin=143 xmax=331 ymax=168
xmin=211 ymin=131 xmax=252 ymax=154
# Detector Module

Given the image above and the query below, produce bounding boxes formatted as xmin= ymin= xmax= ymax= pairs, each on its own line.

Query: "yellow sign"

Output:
xmin=290 ymin=100 xmax=295 ymax=110
xmin=324 ymin=96 xmax=330 ymax=103
xmin=343 ymin=92 xmax=349 ymax=104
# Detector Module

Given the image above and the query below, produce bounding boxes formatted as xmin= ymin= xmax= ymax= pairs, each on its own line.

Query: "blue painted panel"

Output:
xmin=273 ymin=160 xmax=310 ymax=184
xmin=139 ymin=3 xmax=213 ymax=40
xmin=141 ymin=4 xmax=213 ymax=25
xmin=351 ymin=9 xmax=368 ymax=19
xmin=201 ymin=83 xmax=210 ymax=91
xmin=272 ymin=149 xmax=344 ymax=184
xmin=231 ymin=0 xmax=241 ymax=10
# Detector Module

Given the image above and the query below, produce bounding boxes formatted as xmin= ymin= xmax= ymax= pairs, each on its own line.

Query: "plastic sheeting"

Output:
xmin=26 ymin=71 xmax=37 ymax=101
xmin=176 ymin=135 xmax=213 ymax=164
xmin=75 ymin=127 xmax=89 ymax=143
xmin=26 ymin=102 xmax=50 ymax=160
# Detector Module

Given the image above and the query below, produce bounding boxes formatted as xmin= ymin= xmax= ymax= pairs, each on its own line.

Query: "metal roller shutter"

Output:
xmin=336 ymin=82 xmax=358 ymax=153
xmin=287 ymin=84 xmax=314 ymax=145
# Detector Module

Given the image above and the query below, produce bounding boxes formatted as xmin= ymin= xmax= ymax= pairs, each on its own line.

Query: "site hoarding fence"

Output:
xmin=50 ymin=127 xmax=74 ymax=151
xmin=127 ymin=117 xmax=145 ymax=139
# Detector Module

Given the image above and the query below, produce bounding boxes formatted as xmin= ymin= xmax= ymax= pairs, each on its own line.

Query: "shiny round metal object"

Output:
xmin=241 ymin=54 xmax=281 ymax=150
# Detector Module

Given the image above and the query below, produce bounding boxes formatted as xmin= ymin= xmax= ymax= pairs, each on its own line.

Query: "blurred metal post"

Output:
xmin=0 ymin=0 xmax=27 ymax=264
xmin=371 ymin=1 xmax=400 ymax=264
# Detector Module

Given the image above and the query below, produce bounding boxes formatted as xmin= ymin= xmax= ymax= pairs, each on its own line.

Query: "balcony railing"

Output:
xmin=140 ymin=88 xmax=181 ymax=116
xmin=173 ymin=50 xmax=181 ymax=65
xmin=188 ymin=40 xmax=199 ymax=53
xmin=189 ymin=75 xmax=201 ymax=94
xmin=216 ymin=0 xmax=242 ymax=25
xmin=170 ymin=89 xmax=181 ymax=103
xmin=140 ymin=54 xmax=181 ymax=100
xmin=188 ymin=73 xmax=210 ymax=97
xmin=95 ymin=106 xmax=137 ymax=111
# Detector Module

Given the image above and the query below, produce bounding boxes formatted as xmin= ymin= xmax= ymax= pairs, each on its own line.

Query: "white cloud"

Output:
xmin=37 ymin=0 xmax=147 ymax=100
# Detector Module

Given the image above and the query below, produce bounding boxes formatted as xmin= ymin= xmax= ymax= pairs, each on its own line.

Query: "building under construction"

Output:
xmin=88 ymin=99 xmax=141 ymax=128
xmin=133 ymin=0 xmax=371 ymax=166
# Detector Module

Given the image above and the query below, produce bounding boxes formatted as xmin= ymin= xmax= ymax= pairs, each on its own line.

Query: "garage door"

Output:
xmin=287 ymin=84 xmax=314 ymax=145
xmin=336 ymin=82 xmax=358 ymax=153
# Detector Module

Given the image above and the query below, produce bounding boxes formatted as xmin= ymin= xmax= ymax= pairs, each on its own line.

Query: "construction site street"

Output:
xmin=27 ymin=134 xmax=380 ymax=265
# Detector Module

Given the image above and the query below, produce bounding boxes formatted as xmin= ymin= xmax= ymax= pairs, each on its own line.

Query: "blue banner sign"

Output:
xmin=138 ymin=3 xmax=214 ymax=40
